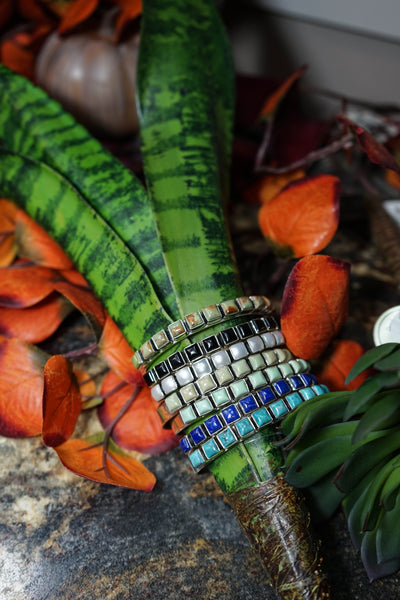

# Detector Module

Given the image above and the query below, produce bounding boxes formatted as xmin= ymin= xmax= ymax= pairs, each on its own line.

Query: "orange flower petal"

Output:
xmin=0 ymin=37 xmax=36 ymax=79
xmin=15 ymin=209 xmax=73 ymax=269
xmin=98 ymin=315 xmax=143 ymax=385
xmin=0 ymin=293 xmax=72 ymax=343
xmin=0 ymin=338 xmax=48 ymax=437
xmin=42 ymin=355 xmax=82 ymax=447
xmin=0 ymin=264 xmax=57 ymax=307
xmin=281 ymin=255 xmax=350 ymax=359
xmin=0 ymin=199 xmax=17 ymax=267
xmin=258 ymin=174 xmax=341 ymax=258
xmin=54 ymin=436 xmax=156 ymax=491
xmin=243 ymin=169 xmax=305 ymax=205
xmin=98 ymin=371 xmax=178 ymax=455
xmin=316 ymin=340 xmax=368 ymax=391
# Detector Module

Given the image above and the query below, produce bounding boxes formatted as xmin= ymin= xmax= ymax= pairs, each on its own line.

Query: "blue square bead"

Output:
xmin=257 ymin=386 xmax=276 ymax=405
xmin=235 ymin=417 xmax=255 ymax=437
xmin=179 ymin=436 xmax=192 ymax=453
xmin=300 ymin=387 xmax=316 ymax=401
xmin=202 ymin=439 xmax=220 ymax=459
xmin=190 ymin=426 xmax=206 ymax=445
xmin=221 ymin=404 xmax=241 ymax=423
xmin=300 ymin=373 xmax=313 ymax=386
xmin=204 ymin=414 xmax=223 ymax=434
xmin=189 ymin=449 xmax=205 ymax=469
xmin=269 ymin=400 xmax=289 ymax=419
xmin=288 ymin=375 xmax=304 ymax=390
xmin=273 ymin=379 xmax=291 ymax=396
xmin=217 ymin=428 xmax=237 ymax=449
xmin=285 ymin=392 xmax=303 ymax=410
xmin=252 ymin=407 xmax=272 ymax=427
xmin=312 ymin=384 xmax=326 ymax=396
xmin=239 ymin=394 xmax=258 ymax=414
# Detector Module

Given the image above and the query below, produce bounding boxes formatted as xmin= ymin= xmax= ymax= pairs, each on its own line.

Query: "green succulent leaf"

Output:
xmin=352 ymin=389 xmax=400 ymax=444
xmin=379 ymin=458 xmax=400 ymax=510
xmin=374 ymin=346 xmax=400 ymax=372
xmin=343 ymin=371 xmax=400 ymax=421
xmin=305 ymin=470 xmax=345 ymax=521
xmin=376 ymin=493 xmax=400 ymax=566
xmin=361 ymin=514 xmax=400 ymax=581
xmin=345 ymin=342 xmax=398 ymax=384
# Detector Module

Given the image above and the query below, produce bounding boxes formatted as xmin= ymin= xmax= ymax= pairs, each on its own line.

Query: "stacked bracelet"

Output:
xmin=179 ymin=377 xmax=329 ymax=472
xmin=132 ymin=295 xmax=272 ymax=368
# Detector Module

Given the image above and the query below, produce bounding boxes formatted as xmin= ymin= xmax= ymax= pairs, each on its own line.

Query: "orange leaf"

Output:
xmin=74 ymin=369 xmax=97 ymax=400
xmin=258 ymin=174 xmax=341 ymax=258
xmin=98 ymin=315 xmax=142 ymax=385
xmin=54 ymin=436 xmax=156 ymax=491
xmin=385 ymin=168 xmax=400 ymax=190
xmin=243 ymin=169 xmax=305 ymax=205
xmin=281 ymin=255 xmax=350 ymax=359
xmin=0 ymin=293 xmax=73 ymax=343
xmin=0 ymin=37 xmax=36 ymax=79
xmin=42 ymin=355 xmax=82 ymax=447
xmin=15 ymin=209 xmax=73 ymax=269
xmin=58 ymin=0 xmax=99 ymax=34
xmin=53 ymin=279 xmax=106 ymax=340
xmin=258 ymin=65 xmax=307 ymax=121
xmin=0 ymin=338 xmax=48 ymax=437
xmin=338 ymin=114 xmax=400 ymax=175
xmin=0 ymin=264 xmax=57 ymax=307
xmin=316 ymin=340 xmax=368 ymax=391
xmin=0 ymin=199 xmax=17 ymax=267
xmin=98 ymin=371 xmax=178 ymax=455
xmin=60 ymin=268 xmax=90 ymax=288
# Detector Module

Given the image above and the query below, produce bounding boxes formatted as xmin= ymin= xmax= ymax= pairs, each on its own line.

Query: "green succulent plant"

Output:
xmin=282 ymin=342 xmax=400 ymax=580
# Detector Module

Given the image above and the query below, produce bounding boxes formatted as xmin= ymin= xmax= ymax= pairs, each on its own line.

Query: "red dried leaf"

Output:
xmin=98 ymin=371 xmax=177 ymax=455
xmin=0 ymin=24 xmax=52 ymax=79
xmin=243 ymin=169 xmax=305 ymax=205
xmin=259 ymin=65 xmax=307 ymax=121
xmin=58 ymin=0 xmax=99 ymax=34
xmin=258 ymin=174 xmax=341 ymax=258
xmin=0 ymin=293 xmax=73 ymax=343
xmin=53 ymin=279 xmax=106 ymax=340
xmin=0 ymin=338 xmax=48 ymax=437
xmin=0 ymin=199 xmax=17 ymax=267
xmin=15 ymin=209 xmax=73 ymax=269
xmin=99 ymin=315 xmax=143 ymax=385
xmin=113 ymin=0 xmax=142 ymax=39
xmin=60 ymin=268 xmax=90 ymax=288
xmin=338 ymin=114 xmax=400 ymax=174
xmin=281 ymin=255 xmax=350 ymax=359
xmin=316 ymin=340 xmax=368 ymax=391
xmin=0 ymin=264 xmax=57 ymax=307
xmin=74 ymin=369 xmax=97 ymax=400
xmin=42 ymin=355 xmax=82 ymax=447
xmin=54 ymin=435 xmax=156 ymax=491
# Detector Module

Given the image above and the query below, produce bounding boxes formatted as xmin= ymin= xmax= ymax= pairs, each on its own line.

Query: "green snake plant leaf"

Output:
xmin=0 ymin=64 xmax=178 ymax=317
xmin=137 ymin=0 xmax=243 ymax=316
xmin=0 ymin=148 xmax=172 ymax=348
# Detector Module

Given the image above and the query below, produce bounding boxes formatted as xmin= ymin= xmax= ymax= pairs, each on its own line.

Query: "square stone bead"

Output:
xmin=229 ymin=342 xmax=249 ymax=361
xmin=190 ymin=426 xmax=206 ymax=445
xmin=195 ymin=397 xmax=213 ymax=416
xmin=272 ymin=330 xmax=285 ymax=345
xmin=151 ymin=384 xmax=164 ymax=402
xmin=279 ymin=363 xmax=294 ymax=378
xmin=239 ymin=394 xmax=258 ymax=414
xmin=211 ymin=350 xmax=231 ymax=369
xmin=180 ymin=436 xmax=192 ymax=453
xmin=236 ymin=296 xmax=254 ymax=311
xmin=261 ymin=332 xmax=276 ymax=348
xmin=249 ymin=295 xmax=266 ymax=310
xmin=275 ymin=348 xmax=291 ymax=363
xmin=202 ymin=304 xmax=222 ymax=323
xmin=140 ymin=340 xmax=156 ymax=360
xmin=217 ymin=428 xmax=237 ymax=448
xmin=175 ymin=366 xmax=194 ymax=386
xmin=262 ymin=350 xmax=278 ymax=366
xmin=152 ymin=330 xmax=170 ymax=349
xmin=197 ymin=373 xmax=217 ymax=394
xmin=298 ymin=358 xmax=310 ymax=371
xmin=185 ymin=311 xmax=204 ymax=330
xmin=231 ymin=359 xmax=251 ymax=378
xmin=168 ymin=320 xmax=186 ymax=339
xmin=300 ymin=387 xmax=316 ymax=401
xmin=192 ymin=358 xmax=212 ymax=378
xmin=288 ymin=359 xmax=302 ymax=374
xmin=189 ymin=449 xmax=205 ymax=469
xmin=248 ymin=353 xmax=266 ymax=371
xmin=257 ymin=386 xmax=276 ymax=405
xmin=221 ymin=404 xmax=240 ymax=423
xmin=268 ymin=400 xmax=289 ymax=419
xmin=161 ymin=375 xmax=179 ymax=395
xmin=235 ymin=417 xmax=255 ymax=437
xmin=215 ymin=366 xmax=234 ymax=386
xmin=265 ymin=366 xmax=281 ymax=382
xmin=180 ymin=405 xmax=197 ymax=424
xmin=286 ymin=392 xmax=303 ymax=410
xmin=288 ymin=375 xmax=304 ymax=390
xmin=180 ymin=383 xmax=199 ymax=403
xmin=248 ymin=371 xmax=267 ymax=390
xmin=246 ymin=335 xmax=264 ymax=353
xmin=252 ymin=407 xmax=272 ymax=427
xmin=220 ymin=299 xmax=239 ymax=316
xmin=230 ymin=379 xmax=249 ymax=400
xmin=273 ymin=379 xmax=291 ymax=396
xmin=165 ymin=392 xmax=183 ymax=414
xmin=204 ymin=414 xmax=224 ymax=434
xmin=202 ymin=439 xmax=220 ymax=460
xmin=212 ymin=387 xmax=231 ymax=407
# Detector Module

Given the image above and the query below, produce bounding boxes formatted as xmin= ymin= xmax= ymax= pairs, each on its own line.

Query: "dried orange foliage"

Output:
xmin=0 ymin=199 xmax=17 ymax=267
xmin=259 ymin=65 xmax=307 ymax=121
xmin=316 ymin=340 xmax=368 ymax=391
xmin=0 ymin=264 xmax=58 ymax=307
xmin=98 ymin=370 xmax=177 ymax=454
xmin=55 ymin=436 xmax=156 ymax=491
xmin=281 ymin=255 xmax=350 ymax=360
xmin=258 ymin=174 xmax=341 ymax=258
xmin=243 ymin=169 xmax=305 ymax=205
xmin=99 ymin=315 xmax=143 ymax=385
xmin=42 ymin=355 xmax=82 ymax=447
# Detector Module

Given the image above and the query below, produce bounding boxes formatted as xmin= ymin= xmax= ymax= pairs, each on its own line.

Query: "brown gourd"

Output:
xmin=35 ymin=15 xmax=140 ymax=139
